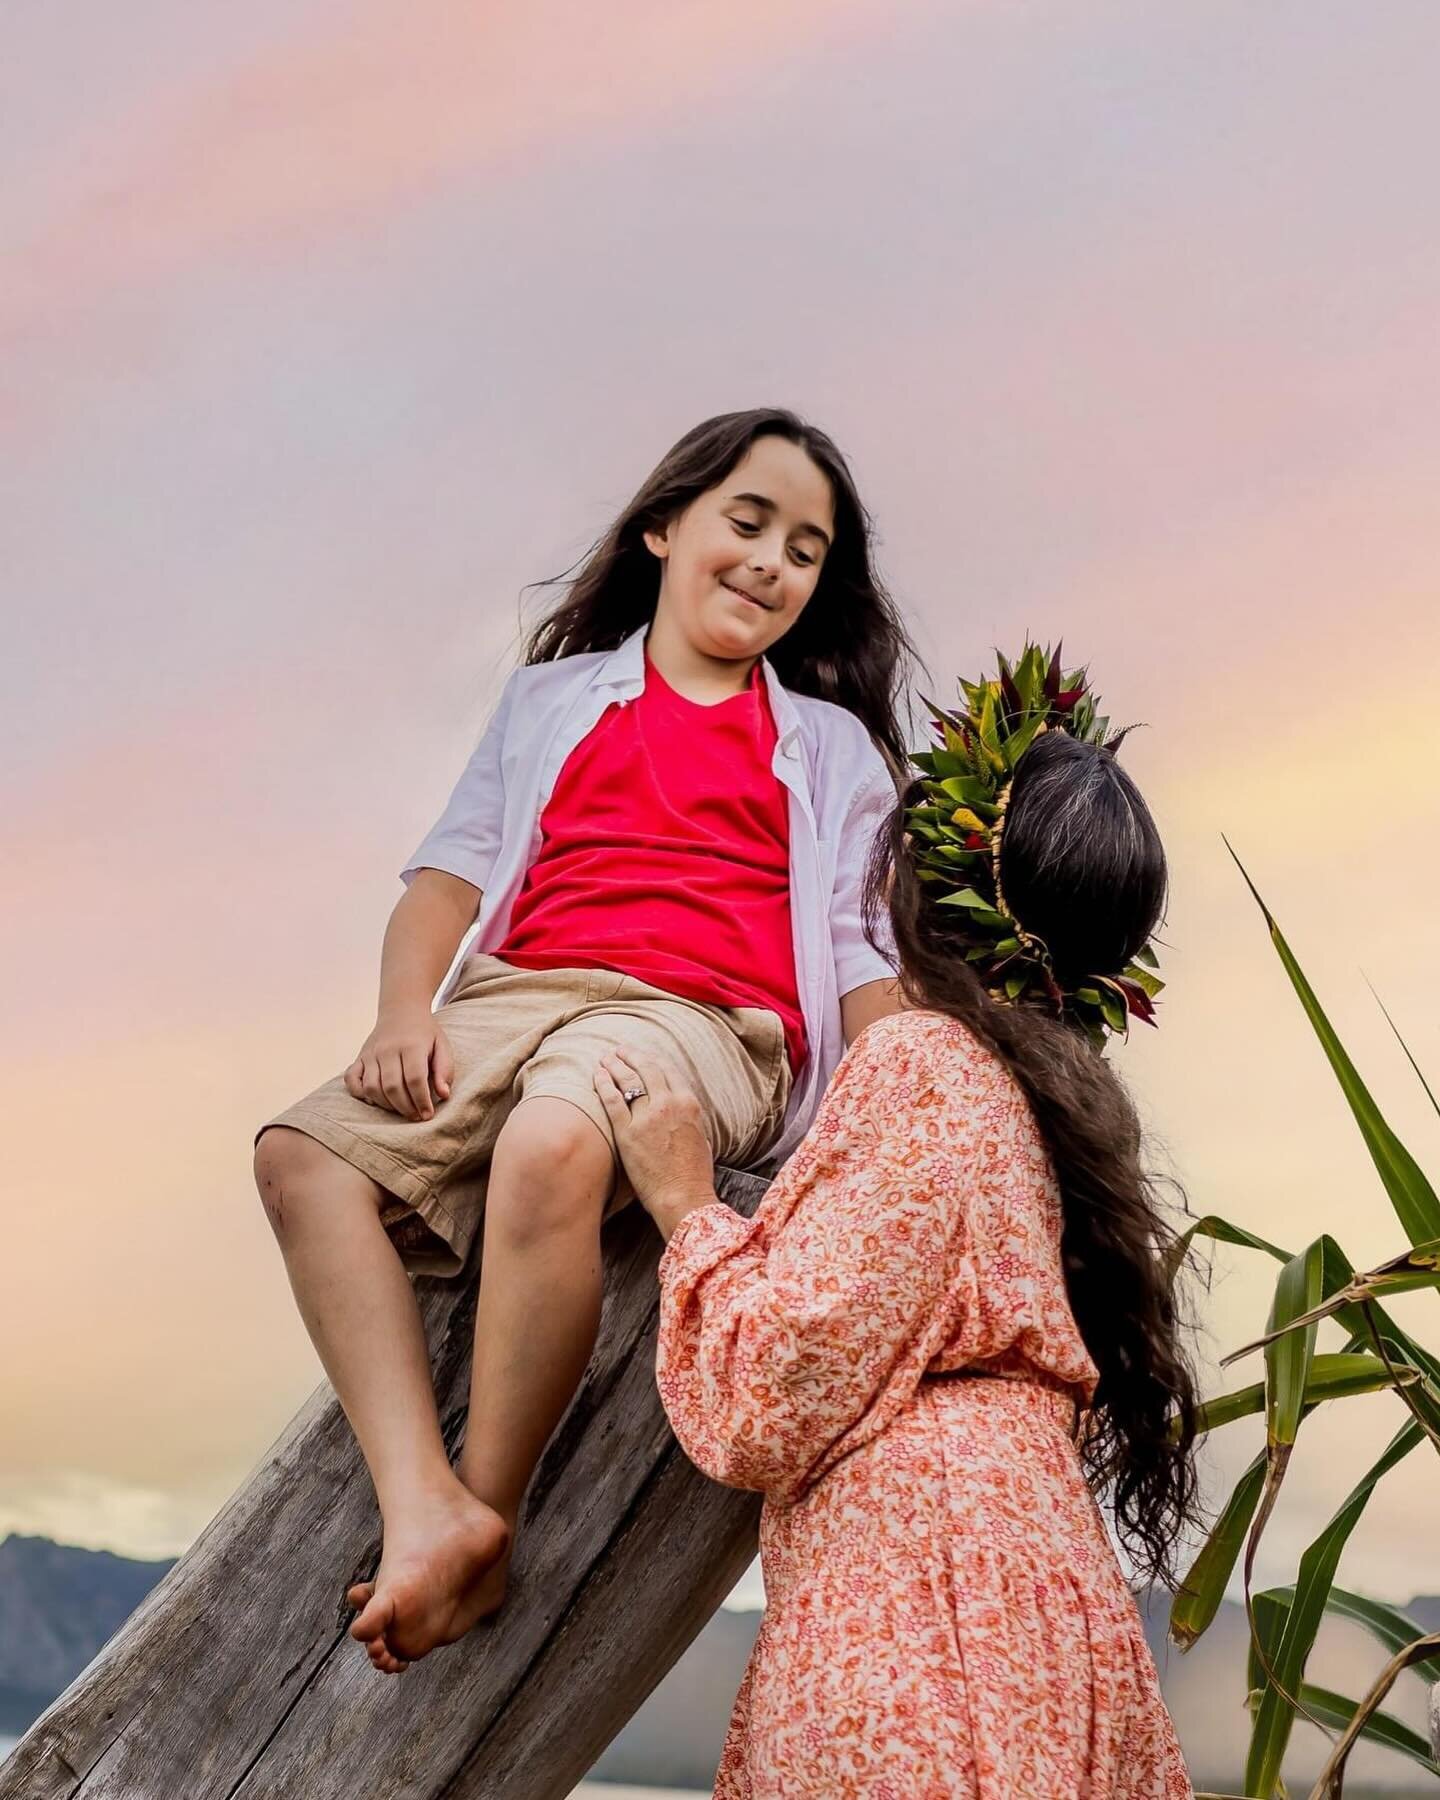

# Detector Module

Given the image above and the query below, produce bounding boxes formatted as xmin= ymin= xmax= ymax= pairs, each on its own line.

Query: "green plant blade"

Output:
xmin=1318 ymin=1239 xmax=1440 ymax=1397
xmin=1343 ymin=1326 xmax=1440 ymax=1450
xmin=1246 ymin=1588 xmax=1289 ymax=1691
xmin=1260 ymin=1584 xmax=1440 ymax=1684
xmin=1171 ymin=1451 xmax=1266 ymax=1650
xmin=1367 ymin=977 xmax=1440 ymax=1122
xmin=1168 ymin=1214 xmax=1292 ymax=1285
xmin=1297 ymin=1684 xmax=1438 ymax=1775
xmin=1266 ymin=1240 xmax=1325 ymax=1448
xmin=1192 ymin=1352 xmax=1402 ymax=1437
xmin=1226 ymin=841 xmax=1440 ymax=1247
xmin=1173 ymin=1338 xmax=1432 ymax=1648
xmin=1309 ymin=1631 xmax=1440 ymax=1794
xmin=1244 ymin=1421 xmax=1424 ymax=1797
xmin=1224 ymin=1239 xmax=1440 ymax=1360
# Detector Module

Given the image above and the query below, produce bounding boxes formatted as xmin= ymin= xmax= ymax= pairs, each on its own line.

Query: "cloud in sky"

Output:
xmin=4 ymin=0 xmax=1440 ymax=1603
xmin=4 ymin=0 xmax=910 ymax=367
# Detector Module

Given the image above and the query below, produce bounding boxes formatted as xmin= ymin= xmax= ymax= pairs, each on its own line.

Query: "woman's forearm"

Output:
xmin=376 ymin=869 xmax=482 ymax=1018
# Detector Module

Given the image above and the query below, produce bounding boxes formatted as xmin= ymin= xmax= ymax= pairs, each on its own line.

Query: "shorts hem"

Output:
xmin=256 ymin=1110 xmax=467 ymax=1276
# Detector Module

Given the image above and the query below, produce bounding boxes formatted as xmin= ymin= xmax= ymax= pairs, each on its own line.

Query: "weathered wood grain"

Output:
xmin=2 ymin=1170 xmax=768 ymax=1800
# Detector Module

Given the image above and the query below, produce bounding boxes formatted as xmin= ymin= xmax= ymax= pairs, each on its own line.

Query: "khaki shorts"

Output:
xmin=259 ymin=954 xmax=792 ymax=1278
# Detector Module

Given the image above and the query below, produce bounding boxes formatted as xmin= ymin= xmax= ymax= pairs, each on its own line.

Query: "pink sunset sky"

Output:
xmin=4 ymin=0 xmax=1440 ymax=1611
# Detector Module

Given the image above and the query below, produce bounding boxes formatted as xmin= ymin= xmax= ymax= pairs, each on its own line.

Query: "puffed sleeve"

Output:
xmin=400 ymin=669 xmax=518 ymax=893
xmin=655 ymin=1017 xmax=979 ymax=1506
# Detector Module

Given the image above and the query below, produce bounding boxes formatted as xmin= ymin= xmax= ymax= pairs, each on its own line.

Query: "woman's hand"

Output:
xmin=345 ymin=1007 xmax=454 ymax=1120
xmin=595 ymin=1049 xmax=717 ymax=1233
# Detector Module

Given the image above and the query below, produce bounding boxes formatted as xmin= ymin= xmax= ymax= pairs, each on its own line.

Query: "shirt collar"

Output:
xmin=594 ymin=626 xmax=649 ymax=694
xmin=596 ymin=625 xmax=802 ymax=746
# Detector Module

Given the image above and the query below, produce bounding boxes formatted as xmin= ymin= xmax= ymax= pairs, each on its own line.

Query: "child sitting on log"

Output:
xmin=253 ymin=408 xmax=913 ymax=1670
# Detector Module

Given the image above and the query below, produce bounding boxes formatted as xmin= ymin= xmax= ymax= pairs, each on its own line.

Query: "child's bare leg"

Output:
xmin=253 ymin=1127 xmax=508 ymax=1671
xmin=453 ymin=1099 xmax=614 ymax=1607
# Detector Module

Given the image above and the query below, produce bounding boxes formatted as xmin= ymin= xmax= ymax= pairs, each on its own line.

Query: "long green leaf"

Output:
xmin=1320 ymin=1238 xmax=1440 ymax=1396
xmin=1307 ymin=1630 xmax=1440 ymax=1795
xmin=1367 ymin=976 xmax=1440 ymax=1121
xmin=1297 ymin=1684 xmax=1438 ymax=1777
xmin=1193 ymin=1229 xmax=1432 ymax=1376
xmin=1260 ymin=1584 xmax=1440 ymax=1685
xmin=1173 ymin=1341 xmax=1430 ymax=1647
xmin=1193 ymin=1352 xmax=1402 ymax=1437
xmin=1171 ymin=1451 xmax=1266 ymax=1649
xmin=1346 ymin=1325 xmax=1440 ymax=1452
xmin=1246 ymin=1587 xmax=1289 ymax=1691
xmin=1168 ymin=1214 xmax=1291 ymax=1284
xmin=1177 ymin=1230 xmax=1440 ymax=1664
xmin=1244 ymin=1421 xmax=1424 ymax=1796
xmin=1267 ymin=1240 xmax=1325 ymax=1448
xmin=1227 ymin=842 xmax=1440 ymax=1246
xmin=1224 ymin=1240 xmax=1440 ymax=1359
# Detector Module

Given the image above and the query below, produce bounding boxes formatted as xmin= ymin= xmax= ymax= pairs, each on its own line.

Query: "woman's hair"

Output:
xmin=521 ymin=408 xmax=917 ymax=770
xmin=864 ymin=729 xmax=1199 ymax=1588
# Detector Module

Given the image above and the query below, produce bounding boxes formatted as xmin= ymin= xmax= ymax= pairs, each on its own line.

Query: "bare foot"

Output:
xmin=348 ymin=1526 xmax=515 ymax=1668
xmin=344 ymin=1591 xmax=409 ymax=1677
xmin=347 ymin=1483 xmax=510 ymax=1670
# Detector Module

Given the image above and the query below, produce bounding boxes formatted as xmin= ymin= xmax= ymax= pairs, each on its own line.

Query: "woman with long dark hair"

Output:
xmin=596 ymin=649 xmax=1197 ymax=1796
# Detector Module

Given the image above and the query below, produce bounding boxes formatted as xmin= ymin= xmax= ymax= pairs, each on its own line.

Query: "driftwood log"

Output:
xmin=3 ymin=1170 xmax=769 ymax=1800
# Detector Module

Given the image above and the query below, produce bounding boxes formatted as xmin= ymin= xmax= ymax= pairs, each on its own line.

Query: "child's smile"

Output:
xmin=719 ymin=576 xmax=778 ymax=612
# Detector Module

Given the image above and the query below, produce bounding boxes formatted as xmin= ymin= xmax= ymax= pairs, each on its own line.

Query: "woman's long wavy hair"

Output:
xmin=864 ymin=730 xmax=1200 ymax=1588
xmin=522 ymin=408 xmax=917 ymax=770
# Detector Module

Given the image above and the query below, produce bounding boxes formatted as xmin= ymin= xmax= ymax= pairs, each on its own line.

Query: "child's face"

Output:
xmin=644 ymin=436 xmax=835 ymax=662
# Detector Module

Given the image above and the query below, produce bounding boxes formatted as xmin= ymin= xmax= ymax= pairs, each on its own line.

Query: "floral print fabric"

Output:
xmin=656 ymin=1009 xmax=1191 ymax=1798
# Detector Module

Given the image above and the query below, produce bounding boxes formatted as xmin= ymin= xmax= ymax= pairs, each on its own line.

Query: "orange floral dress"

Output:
xmin=656 ymin=1009 xmax=1191 ymax=1799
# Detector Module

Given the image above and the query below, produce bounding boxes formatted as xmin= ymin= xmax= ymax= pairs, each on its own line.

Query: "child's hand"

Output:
xmin=345 ymin=1009 xmax=454 ymax=1120
xmin=594 ymin=1048 xmax=715 ymax=1220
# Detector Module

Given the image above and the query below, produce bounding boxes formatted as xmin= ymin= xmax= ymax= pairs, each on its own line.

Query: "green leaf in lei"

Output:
xmin=935 ymin=888 xmax=994 ymax=913
xmin=1001 ymin=710 xmax=1048 ymax=768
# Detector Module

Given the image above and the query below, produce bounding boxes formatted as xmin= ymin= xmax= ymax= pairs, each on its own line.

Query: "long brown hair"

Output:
xmin=521 ymin=408 xmax=917 ymax=770
xmin=865 ymin=731 xmax=1199 ymax=1587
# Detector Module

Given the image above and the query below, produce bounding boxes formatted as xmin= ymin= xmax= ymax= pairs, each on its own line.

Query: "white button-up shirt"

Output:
xmin=403 ymin=626 xmax=899 ymax=1168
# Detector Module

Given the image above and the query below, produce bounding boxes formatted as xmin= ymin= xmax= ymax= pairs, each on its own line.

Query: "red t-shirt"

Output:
xmin=494 ymin=653 xmax=807 ymax=1074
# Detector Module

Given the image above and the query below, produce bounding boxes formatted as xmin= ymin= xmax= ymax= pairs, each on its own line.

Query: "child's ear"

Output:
xmin=641 ymin=524 xmax=670 ymax=561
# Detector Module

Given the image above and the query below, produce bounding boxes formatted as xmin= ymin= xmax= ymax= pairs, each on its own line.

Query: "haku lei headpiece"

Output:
xmin=904 ymin=642 xmax=1163 ymax=1045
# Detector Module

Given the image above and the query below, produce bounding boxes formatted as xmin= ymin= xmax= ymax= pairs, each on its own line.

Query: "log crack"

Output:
xmin=223 ymin=1628 xmax=352 ymax=1800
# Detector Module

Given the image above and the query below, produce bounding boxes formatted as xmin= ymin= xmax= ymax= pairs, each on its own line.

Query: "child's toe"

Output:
xmin=368 ymin=1639 xmax=408 ymax=1675
xmin=350 ymin=1589 xmax=393 ymax=1644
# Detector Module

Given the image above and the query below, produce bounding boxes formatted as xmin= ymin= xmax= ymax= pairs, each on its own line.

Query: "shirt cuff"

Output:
xmin=657 ymin=1199 xmax=752 ymax=1285
xmin=399 ymin=845 xmax=497 ymax=891
xmin=836 ymin=943 xmax=899 ymax=996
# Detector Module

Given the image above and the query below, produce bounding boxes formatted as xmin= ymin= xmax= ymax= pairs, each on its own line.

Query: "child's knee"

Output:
xmin=252 ymin=1126 xmax=372 ymax=1235
xmin=488 ymin=1102 xmax=613 ymax=1244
